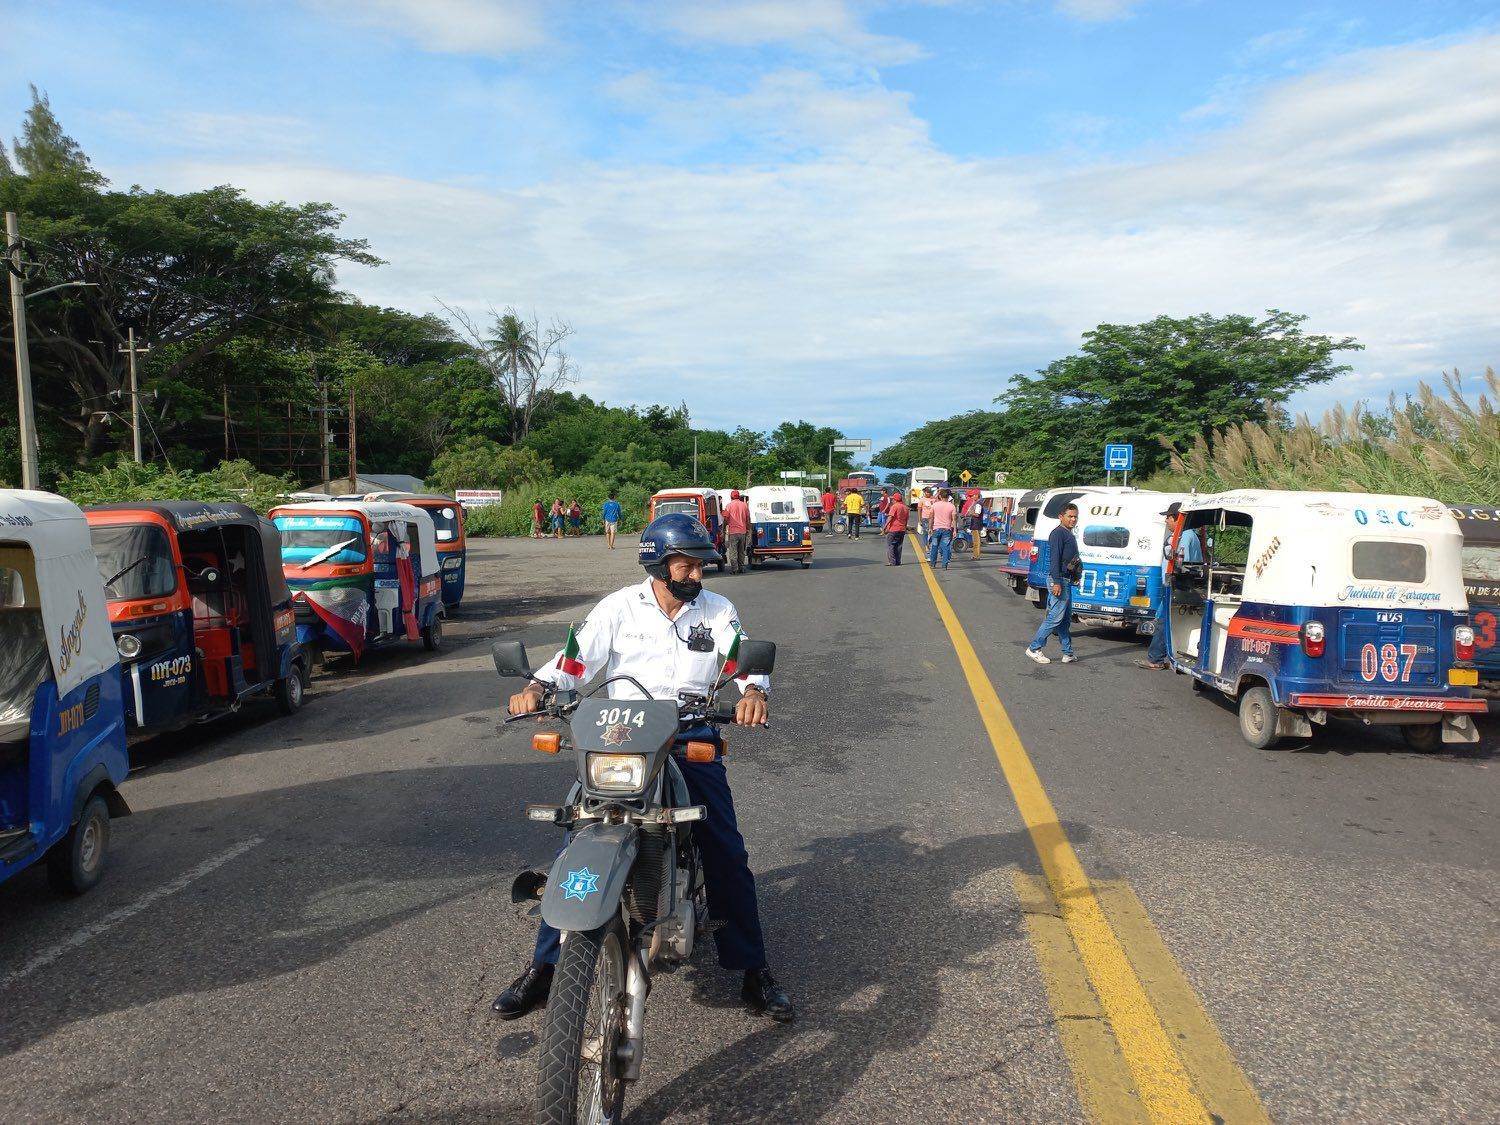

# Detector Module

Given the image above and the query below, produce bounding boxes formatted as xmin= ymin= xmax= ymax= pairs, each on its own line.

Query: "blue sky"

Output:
xmin=4 ymin=1 xmax=1498 ymax=460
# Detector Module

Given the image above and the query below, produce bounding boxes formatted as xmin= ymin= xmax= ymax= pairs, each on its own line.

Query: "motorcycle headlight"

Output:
xmin=116 ymin=632 xmax=142 ymax=660
xmin=587 ymin=753 xmax=647 ymax=792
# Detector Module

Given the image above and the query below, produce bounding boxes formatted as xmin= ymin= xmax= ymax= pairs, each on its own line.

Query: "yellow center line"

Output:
xmin=908 ymin=535 xmax=1251 ymax=1123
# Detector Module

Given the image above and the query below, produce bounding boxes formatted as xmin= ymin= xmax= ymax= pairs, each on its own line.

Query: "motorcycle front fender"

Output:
xmin=539 ymin=822 xmax=640 ymax=933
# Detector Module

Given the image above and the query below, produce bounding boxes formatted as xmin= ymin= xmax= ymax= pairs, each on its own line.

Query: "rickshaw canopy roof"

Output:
xmin=88 ymin=500 xmax=290 ymax=608
xmin=271 ymin=501 xmax=440 ymax=579
xmin=1450 ymin=504 xmax=1500 ymax=544
xmin=745 ymin=485 xmax=808 ymax=520
xmin=0 ymin=489 xmax=118 ymax=696
xmin=1178 ymin=489 xmax=1466 ymax=609
xmin=650 ymin=487 xmax=718 ymax=500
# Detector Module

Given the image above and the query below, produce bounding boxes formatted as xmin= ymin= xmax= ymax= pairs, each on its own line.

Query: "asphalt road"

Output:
xmin=0 ymin=532 xmax=1495 ymax=1123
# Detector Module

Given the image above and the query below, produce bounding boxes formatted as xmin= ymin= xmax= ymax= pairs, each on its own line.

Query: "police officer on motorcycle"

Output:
xmin=493 ymin=513 xmax=795 ymax=1023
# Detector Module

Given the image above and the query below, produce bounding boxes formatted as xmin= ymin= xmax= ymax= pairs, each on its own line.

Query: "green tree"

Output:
xmin=994 ymin=311 xmax=1360 ymax=482
xmin=12 ymin=85 xmax=100 ymax=183
xmin=874 ymin=411 xmax=1022 ymax=477
xmin=427 ymin=439 xmax=551 ymax=494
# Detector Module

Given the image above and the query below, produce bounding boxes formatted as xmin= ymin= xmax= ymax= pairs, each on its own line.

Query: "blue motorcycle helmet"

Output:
xmin=639 ymin=513 xmax=723 ymax=579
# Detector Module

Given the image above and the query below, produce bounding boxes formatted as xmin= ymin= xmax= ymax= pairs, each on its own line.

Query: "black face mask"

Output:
xmin=665 ymin=576 xmax=702 ymax=603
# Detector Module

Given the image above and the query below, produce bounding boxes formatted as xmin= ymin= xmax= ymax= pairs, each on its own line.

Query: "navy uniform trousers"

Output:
xmin=532 ymin=748 xmax=768 ymax=971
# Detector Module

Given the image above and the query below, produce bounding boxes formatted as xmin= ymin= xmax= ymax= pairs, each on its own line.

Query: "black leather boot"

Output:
xmin=741 ymin=968 xmax=795 ymax=1023
xmin=491 ymin=962 xmax=554 ymax=1020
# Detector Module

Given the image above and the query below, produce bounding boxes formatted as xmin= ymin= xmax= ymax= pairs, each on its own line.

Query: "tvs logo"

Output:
xmin=601 ymin=723 xmax=633 ymax=746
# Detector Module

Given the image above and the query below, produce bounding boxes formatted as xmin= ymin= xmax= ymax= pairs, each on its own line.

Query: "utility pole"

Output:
xmin=222 ymin=383 xmax=230 ymax=460
xmin=118 ymin=326 xmax=151 ymax=463
xmin=318 ymin=378 xmax=330 ymax=485
xmin=692 ymin=434 xmax=699 ymax=483
xmin=5 ymin=212 xmax=39 ymax=490
xmin=347 ymin=384 xmax=358 ymax=492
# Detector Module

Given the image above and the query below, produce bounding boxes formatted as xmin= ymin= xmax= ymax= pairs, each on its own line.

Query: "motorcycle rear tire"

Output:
xmin=536 ymin=919 xmax=629 ymax=1125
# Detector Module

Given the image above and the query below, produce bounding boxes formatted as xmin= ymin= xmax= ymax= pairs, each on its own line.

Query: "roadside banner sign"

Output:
xmin=833 ymin=438 xmax=872 ymax=452
xmin=779 ymin=470 xmax=810 ymax=479
xmin=1103 ymin=444 xmax=1134 ymax=472
xmin=455 ymin=488 xmax=504 ymax=508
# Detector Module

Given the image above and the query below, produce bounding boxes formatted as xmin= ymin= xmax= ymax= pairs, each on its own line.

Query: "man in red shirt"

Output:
xmin=723 ymin=489 xmax=753 ymax=574
xmin=884 ymin=491 xmax=910 ymax=565
xmin=820 ymin=489 xmax=837 ymax=535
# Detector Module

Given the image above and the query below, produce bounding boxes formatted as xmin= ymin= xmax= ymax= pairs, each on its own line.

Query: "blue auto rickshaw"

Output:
xmin=270 ymin=500 xmax=445 ymax=659
xmin=365 ymin=492 xmax=468 ymax=610
xmin=86 ymin=501 xmax=307 ymax=734
xmin=1451 ymin=504 xmax=1500 ymax=704
xmin=0 ymin=490 xmax=130 ymax=894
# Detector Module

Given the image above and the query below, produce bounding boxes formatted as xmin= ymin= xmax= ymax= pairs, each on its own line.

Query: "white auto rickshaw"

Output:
xmin=1165 ymin=490 xmax=1484 ymax=750
xmin=1072 ymin=491 xmax=1187 ymax=634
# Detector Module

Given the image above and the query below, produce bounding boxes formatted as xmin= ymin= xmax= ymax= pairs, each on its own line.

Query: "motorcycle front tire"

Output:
xmin=536 ymin=918 xmax=630 ymax=1125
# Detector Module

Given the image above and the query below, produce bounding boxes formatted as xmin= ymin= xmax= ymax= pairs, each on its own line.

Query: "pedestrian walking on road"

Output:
xmin=884 ymin=490 xmax=910 ymax=565
xmin=531 ymin=499 xmax=545 ymax=539
xmin=1027 ymin=502 xmax=1081 ymax=664
xmin=723 ymin=488 xmax=752 ymax=574
xmin=567 ymin=499 xmax=583 ymax=537
xmin=550 ymin=499 xmax=565 ymax=539
xmin=918 ymin=488 xmax=935 ymax=542
xmin=843 ymin=488 xmax=865 ymax=539
xmin=877 ymin=487 xmax=892 ymax=530
xmin=601 ymin=493 xmax=622 ymax=549
xmin=821 ymin=488 xmax=837 ymax=535
xmin=927 ymin=488 xmax=957 ymax=568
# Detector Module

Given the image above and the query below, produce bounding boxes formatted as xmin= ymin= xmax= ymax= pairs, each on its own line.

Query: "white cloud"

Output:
xmin=1054 ymin=0 xmax=1141 ymax=24
xmin=655 ymin=0 xmax=927 ymax=63
xmin=307 ymin=0 xmax=547 ymax=56
xmin=128 ymin=33 xmax=1500 ymax=442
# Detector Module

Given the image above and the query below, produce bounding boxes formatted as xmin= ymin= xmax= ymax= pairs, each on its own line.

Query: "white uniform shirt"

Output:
xmin=532 ymin=577 xmax=769 ymax=701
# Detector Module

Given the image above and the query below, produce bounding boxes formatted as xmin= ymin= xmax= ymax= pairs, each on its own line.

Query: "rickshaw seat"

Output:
xmin=0 ymin=610 xmax=49 ymax=739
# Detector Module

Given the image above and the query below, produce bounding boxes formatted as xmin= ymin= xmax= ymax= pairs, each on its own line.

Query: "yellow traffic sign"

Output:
xmin=959 ymin=469 xmax=972 ymax=484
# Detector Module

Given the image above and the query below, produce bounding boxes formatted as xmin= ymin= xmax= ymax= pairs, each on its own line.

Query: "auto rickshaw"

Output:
xmin=1450 ymin=503 xmax=1500 ymax=703
xmin=1166 ymin=490 xmax=1484 ymax=750
xmin=648 ymin=488 xmax=726 ymax=572
xmin=746 ymin=485 xmax=814 ymax=568
xmin=269 ymin=500 xmax=444 ymax=659
xmin=803 ymin=487 xmax=825 ymax=531
xmin=85 ymin=502 xmax=307 ymax=735
xmin=363 ymin=491 xmax=467 ymax=610
xmin=1000 ymin=488 xmax=1045 ymax=595
xmin=1 ymin=490 xmax=130 ymax=894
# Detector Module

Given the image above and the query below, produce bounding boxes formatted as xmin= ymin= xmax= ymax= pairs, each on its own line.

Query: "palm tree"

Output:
xmin=487 ymin=313 xmax=539 ymax=441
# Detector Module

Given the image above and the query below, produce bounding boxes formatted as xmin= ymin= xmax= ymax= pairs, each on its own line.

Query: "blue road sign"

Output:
xmin=1104 ymin=443 xmax=1134 ymax=472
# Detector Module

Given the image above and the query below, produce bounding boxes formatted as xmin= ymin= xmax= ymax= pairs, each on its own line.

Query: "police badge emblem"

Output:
xmin=686 ymin=622 xmax=715 ymax=652
xmin=601 ymin=723 xmax=633 ymax=746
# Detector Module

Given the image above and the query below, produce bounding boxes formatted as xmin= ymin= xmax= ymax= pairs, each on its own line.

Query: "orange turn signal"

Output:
xmin=532 ymin=731 xmax=562 ymax=754
xmin=683 ymin=740 xmax=717 ymax=764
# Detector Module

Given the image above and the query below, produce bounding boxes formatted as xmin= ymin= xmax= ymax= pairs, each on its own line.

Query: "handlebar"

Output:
xmin=503 ymin=694 xmax=766 ymax=728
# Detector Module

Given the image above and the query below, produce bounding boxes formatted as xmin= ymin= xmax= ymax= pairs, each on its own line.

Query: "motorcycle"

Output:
xmin=490 ymin=635 xmax=776 ymax=1125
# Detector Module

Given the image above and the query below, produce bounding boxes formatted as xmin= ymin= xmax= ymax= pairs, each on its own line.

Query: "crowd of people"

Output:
xmin=820 ymin=484 xmax=990 ymax=570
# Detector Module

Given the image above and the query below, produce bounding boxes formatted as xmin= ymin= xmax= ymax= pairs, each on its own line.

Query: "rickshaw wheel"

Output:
xmin=423 ymin=615 xmax=444 ymax=652
xmin=276 ymin=661 xmax=307 ymax=715
xmin=47 ymin=793 xmax=110 ymax=895
xmin=1237 ymin=684 xmax=1284 ymax=750
xmin=1400 ymin=724 xmax=1442 ymax=753
xmin=800 ymin=560 xmax=811 ymax=569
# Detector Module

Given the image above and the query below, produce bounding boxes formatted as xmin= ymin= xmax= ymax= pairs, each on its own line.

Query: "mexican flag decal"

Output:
xmin=557 ymin=626 xmax=586 ymax=677
xmin=719 ymin=625 xmax=742 ymax=679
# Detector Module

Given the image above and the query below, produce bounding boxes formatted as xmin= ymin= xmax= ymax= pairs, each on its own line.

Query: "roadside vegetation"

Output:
xmin=1144 ymin=369 xmax=1499 ymax=504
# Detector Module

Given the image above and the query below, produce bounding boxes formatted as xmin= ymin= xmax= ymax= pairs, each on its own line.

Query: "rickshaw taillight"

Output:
xmin=1029 ymin=543 xmax=1039 ymax=561
xmin=1301 ymin=620 xmax=1326 ymax=658
xmin=1455 ymin=626 xmax=1475 ymax=662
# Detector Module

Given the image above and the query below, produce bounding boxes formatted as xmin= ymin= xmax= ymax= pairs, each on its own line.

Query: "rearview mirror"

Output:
xmin=734 ymin=638 xmax=776 ymax=676
xmin=491 ymin=639 xmax=531 ymax=678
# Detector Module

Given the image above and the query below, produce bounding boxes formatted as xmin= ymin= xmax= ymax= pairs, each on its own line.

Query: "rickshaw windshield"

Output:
xmin=653 ymin=499 xmax=700 ymax=519
xmin=276 ymin=517 xmax=368 ymax=565
xmin=428 ymin=505 xmax=461 ymax=543
xmin=91 ymin=524 xmax=177 ymax=601
xmin=0 ymin=554 xmax=50 ymax=734
xmin=1463 ymin=545 xmax=1500 ymax=582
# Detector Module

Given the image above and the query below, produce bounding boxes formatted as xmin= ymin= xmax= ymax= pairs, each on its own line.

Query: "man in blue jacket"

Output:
xmin=1026 ymin=503 xmax=1080 ymax=664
